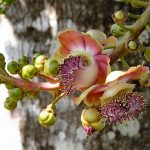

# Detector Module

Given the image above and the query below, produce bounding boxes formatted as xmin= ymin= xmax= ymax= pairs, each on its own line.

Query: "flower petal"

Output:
xmin=58 ymin=29 xmax=85 ymax=52
xmin=118 ymin=65 xmax=149 ymax=82
xmin=52 ymin=46 xmax=70 ymax=63
xmin=73 ymin=60 xmax=99 ymax=90
xmin=102 ymin=36 xmax=118 ymax=46
xmin=95 ymin=55 xmax=110 ymax=84
xmin=82 ymin=33 xmax=103 ymax=56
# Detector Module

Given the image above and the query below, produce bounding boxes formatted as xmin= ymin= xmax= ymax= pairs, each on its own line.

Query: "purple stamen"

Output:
xmin=100 ymin=92 xmax=146 ymax=124
xmin=59 ymin=56 xmax=84 ymax=94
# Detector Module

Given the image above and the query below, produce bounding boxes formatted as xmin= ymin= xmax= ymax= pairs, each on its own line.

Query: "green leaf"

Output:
xmin=144 ymin=47 xmax=150 ymax=62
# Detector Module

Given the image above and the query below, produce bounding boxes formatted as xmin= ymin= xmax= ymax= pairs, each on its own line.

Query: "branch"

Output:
xmin=0 ymin=66 xmax=61 ymax=91
xmin=110 ymin=3 xmax=150 ymax=64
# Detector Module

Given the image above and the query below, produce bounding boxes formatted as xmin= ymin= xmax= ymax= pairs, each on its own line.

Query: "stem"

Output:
xmin=128 ymin=13 xmax=141 ymax=19
xmin=51 ymin=93 xmax=66 ymax=105
xmin=110 ymin=4 xmax=150 ymax=64
xmin=104 ymin=45 xmax=116 ymax=50
xmin=38 ymin=73 xmax=59 ymax=83
xmin=118 ymin=24 xmax=133 ymax=32
xmin=11 ymin=76 xmax=61 ymax=91
xmin=120 ymin=57 xmax=130 ymax=69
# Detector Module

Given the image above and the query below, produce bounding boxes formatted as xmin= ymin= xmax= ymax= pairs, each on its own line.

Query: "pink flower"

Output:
xmin=52 ymin=29 xmax=110 ymax=94
xmin=77 ymin=65 xmax=149 ymax=123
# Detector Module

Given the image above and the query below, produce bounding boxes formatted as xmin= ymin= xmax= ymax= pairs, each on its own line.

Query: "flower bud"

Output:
xmin=81 ymin=108 xmax=105 ymax=133
xmin=18 ymin=56 xmax=29 ymax=68
xmin=32 ymin=53 xmax=41 ymax=63
xmin=112 ymin=10 xmax=127 ymax=24
xmin=44 ymin=59 xmax=59 ymax=76
xmin=22 ymin=64 xmax=37 ymax=79
xmin=127 ymin=40 xmax=138 ymax=51
xmin=10 ymin=87 xmax=23 ymax=101
xmin=111 ymin=24 xmax=125 ymax=37
xmin=4 ymin=97 xmax=17 ymax=110
xmin=0 ymin=60 xmax=6 ymax=68
xmin=7 ymin=61 xmax=19 ymax=74
xmin=86 ymin=30 xmax=106 ymax=42
xmin=38 ymin=110 xmax=56 ymax=127
xmin=34 ymin=55 xmax=47 ymax=72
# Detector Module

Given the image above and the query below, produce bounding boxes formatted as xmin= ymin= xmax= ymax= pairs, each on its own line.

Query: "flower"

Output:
xmin=52 ymin=29 xmax=110 ymax=94
xmin=77 ymin=65 xmax=149 ymax=123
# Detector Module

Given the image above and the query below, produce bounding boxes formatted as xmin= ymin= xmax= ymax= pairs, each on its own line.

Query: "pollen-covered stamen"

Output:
xmin=100 ymin=92 xmax=146 ymax=124
xmin=59 ymin=56 xmax=88 ymax=94
xmin=100 ymin=102 xmax=127 ymax=123
xmin=125 ymin=92 xmax=146 ymax=118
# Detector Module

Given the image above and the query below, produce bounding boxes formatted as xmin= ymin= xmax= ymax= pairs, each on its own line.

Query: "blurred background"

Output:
xmin=0 ymin=0 xmax=150 ymax=150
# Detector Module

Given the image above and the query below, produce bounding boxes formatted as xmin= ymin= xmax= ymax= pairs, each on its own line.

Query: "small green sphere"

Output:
xmin=22 ymin=64 xmax=37 ymax=79
xmin=38 ymin=110 xmax=56 ymax=127
xmin=32 ymin=53 xmax=41 ymax=63
xmin=10 ymin=87 xmax=23 ymax=101
xmin=7 ymin=61 xmax=19 ymax=74
xmin=4 ymin=97 xmax=17 ymax=110
xmin=44 ymin=59 xmax=59 ymax=76
xmin=128 ymin=40 xmax=138 ymax=50
xmin=18 ymin=56 xmax=29 ymax=68
xmin=34 ymin=55 xmax=47 ymax=72
xmin=111 ymin=24 xmax=125 ymax=37
xmin=115 ymin=10 xmax=125 ymax=20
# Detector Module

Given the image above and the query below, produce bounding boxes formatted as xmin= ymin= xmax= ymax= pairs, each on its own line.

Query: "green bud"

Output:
xmin=81 ymin=108 xmax=105 ymax=131
xmin=5 ymin=84 xmax=16 ymax=90
xmin=18 ymin=56 xmax=29 ymax=68
xmin=32 ymin=53 xmax=41 ymax=63
xmin=115 ymin=11 xmax=125 ymax=20
xmin=4 ymin=97 xmax=17 ymax=110
xmin=7 ymin=61 xmax=19 ymax=74
xmin=38 ymin=110 xmax=56 ymax=127
xmin=10 ymin=87 xmax=23 ymax=101
xmin=131 ymin=0 xmax=146 ymax=8
xmin=0 ymin=53 xmax=5 ymax=61
xmin=144 ymin=47 xmax=150 ymax=62
xmin=82 ymin=108 xmax=100 ymax=123
xmin=44 ymin=59 xmax=59 ymax=76
xmin=111 ymin=24 xmax=125 ymax=37
xmin=34 ymin=55 xmax=47 ymax=72
xmin=22 ymin=64 xmax=37 ymax=79
xmin=128 ymin=40 xmax=138 ymax=50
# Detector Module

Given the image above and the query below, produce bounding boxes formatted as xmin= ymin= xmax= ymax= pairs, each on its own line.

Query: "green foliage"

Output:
xmin=144 ymin=47 xmax=150 ymax=62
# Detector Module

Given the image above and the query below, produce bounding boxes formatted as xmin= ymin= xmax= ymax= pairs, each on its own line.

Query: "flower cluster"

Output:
xmin=0 ymin=28 xmax=149 ymax=136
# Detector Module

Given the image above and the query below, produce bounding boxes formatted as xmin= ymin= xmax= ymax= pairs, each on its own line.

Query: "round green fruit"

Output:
xmin=18 ymin=56 xmax=29 ymax=68
xmin=7 ymin=61 xmax=19 ymax=74
xmin=10 ymin=87 xmax=23 ymax=101
xmin=4 ymin=97 xmax=17 ymax=110
xmin=22 ymin=64 xmax=37 ymax=79
xmin=38 ymin=110 xmax=56 ymax=127
xmin=44 ymin=59 xmax=59 ymax=76
xmin=34 ymin=55 xmax=47 ymax=71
